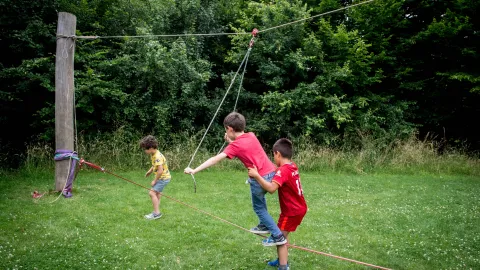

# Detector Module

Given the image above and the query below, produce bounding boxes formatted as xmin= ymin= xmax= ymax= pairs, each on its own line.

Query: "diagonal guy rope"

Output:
xmin=216 ymin=45 xmax=251 ymax=155
xmin=186 ymin=47 xmax=253 ymax=192
xmin=186 ymin=47 xmax=252 ymax=169
xmin=258 ymin=0 xmax=375 ymax=33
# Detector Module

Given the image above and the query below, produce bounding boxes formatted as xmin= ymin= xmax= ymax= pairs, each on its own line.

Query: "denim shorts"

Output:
xmin=152 ymin=179 xmax=170 ymax=192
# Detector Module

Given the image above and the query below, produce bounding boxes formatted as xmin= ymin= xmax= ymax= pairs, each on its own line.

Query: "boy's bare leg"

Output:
xmin=157 ymin=192 xmax=162 ymax=212
xmin=149 ymin=190 xmax=161 ymax=214
xmin=278 ymin=231 xmax=290 ymax=266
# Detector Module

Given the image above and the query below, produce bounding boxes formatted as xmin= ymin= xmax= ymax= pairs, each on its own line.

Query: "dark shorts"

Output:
xmin=277 ymin=212 xmax=306 ymax=232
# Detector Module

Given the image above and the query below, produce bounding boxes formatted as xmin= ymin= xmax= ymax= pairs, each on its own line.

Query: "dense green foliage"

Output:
xmin=1 ymin=0 xmax=479 ymax=167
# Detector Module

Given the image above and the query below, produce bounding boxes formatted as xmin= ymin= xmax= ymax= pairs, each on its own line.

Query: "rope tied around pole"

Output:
xmin=53 ymin=150 xmax=79 ymax=199
xmin=56 ymin=34 xmax=77 ymax=40
xmin=57 ymin=34 xmax=101 ymax=40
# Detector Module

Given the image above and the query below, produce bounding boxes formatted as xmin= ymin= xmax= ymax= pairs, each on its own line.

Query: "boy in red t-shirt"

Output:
xmin=248 ymin=138 xmax=307 ymax=270
xmin=185 ymin=112 xmax=287 ymax=245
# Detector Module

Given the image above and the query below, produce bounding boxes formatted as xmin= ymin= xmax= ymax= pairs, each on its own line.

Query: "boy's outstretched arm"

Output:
xmin=184 ymin=153 xmax=227 ymax=175
xmin=248 ymin=166 xmax=279 ymax=194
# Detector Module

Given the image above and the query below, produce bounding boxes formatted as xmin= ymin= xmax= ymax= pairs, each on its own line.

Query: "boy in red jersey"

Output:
xmin=248 ymin=138 xmax=307 ymax=270
xmin=185 ymin=112 xmax=287 ymax=245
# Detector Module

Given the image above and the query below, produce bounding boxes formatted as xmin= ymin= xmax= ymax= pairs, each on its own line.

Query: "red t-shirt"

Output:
xmin=272 ymin=162 xmax=308 ymax=216
xmin=223 ymin=132 xmax=276 ymax=176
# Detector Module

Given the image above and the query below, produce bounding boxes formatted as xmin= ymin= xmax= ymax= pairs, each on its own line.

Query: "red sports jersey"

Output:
xmin=223 ymin=132 xmax=276 ymax=176
xmin=272 ymin=162 xmax=307 ymax=216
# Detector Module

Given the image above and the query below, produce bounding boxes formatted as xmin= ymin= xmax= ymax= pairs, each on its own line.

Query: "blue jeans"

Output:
xmin=249 ymin=172 xmax=282 ymax=237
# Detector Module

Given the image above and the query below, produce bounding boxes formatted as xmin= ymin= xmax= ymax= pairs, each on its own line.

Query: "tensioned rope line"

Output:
xmin=99 ymin=32 xmax=250 ymax=38
xmin=80 ymin=159 xmax=254 ymax=233
xmin=61 ymin=0 xmax=374 ymax=40
xmin=288 ymin=244 xmax=391 ymax=270
xmin=258 ymin=0 xmax=375 ymax=33
xmin=233 ymin=48 xmax=250 ymax=114
xmin=79 ymin=159 xmax=391 ymax=270
xmin=66 ymin=32 xmax=250 ymax=40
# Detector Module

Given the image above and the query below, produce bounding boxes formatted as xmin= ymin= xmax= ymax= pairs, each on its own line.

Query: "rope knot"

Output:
xmin=56 ymin=34 xmax=77 ymax=40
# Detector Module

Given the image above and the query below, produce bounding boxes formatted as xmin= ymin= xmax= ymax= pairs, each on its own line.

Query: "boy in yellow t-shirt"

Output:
xmin=140 ymin=135 xmax=171 ymax=220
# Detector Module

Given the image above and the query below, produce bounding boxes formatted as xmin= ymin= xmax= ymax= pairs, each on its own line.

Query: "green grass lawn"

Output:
xmin=0 ymin=169 xmax=479 ymax=269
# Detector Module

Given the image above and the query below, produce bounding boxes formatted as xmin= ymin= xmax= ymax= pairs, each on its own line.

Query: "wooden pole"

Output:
xmin=55 ymin=12 xmax=76 ymax=191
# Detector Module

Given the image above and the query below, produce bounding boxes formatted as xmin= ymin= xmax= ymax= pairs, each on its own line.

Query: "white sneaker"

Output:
xmin=144 ymin=212 xmax=162 ymax=220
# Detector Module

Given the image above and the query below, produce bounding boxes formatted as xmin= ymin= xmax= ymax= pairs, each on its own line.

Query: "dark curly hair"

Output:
xmin=140 ymin=135 xmax=158 ymax=149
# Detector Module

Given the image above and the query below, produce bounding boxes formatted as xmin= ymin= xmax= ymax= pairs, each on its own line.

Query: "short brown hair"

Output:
xmin=273 ymin=138 xmax=293 ymax=159
xmin=140 ymin=135 xmax=158 ymax=149
xmin=223 ymin=112 xmax=246 ymax=132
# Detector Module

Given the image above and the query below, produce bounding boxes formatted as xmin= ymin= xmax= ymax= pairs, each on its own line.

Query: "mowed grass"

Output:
xmin=0 ymin=169 xmax=479 ymax=269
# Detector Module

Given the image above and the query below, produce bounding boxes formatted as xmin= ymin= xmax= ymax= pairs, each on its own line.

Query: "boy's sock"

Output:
xmin=278 ymin=265 xmax=289 ymax=270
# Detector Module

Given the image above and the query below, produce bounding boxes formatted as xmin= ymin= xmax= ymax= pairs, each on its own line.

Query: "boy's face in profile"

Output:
xmin=273 ymin=151 xmax=282 ymax=167
xmin=225 ymin=126 xmax=236 ymax=141
xmin=144 ymin=148 xmax=156 ymax=155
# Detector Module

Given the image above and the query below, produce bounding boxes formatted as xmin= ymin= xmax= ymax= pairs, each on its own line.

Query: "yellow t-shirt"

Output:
xmin=151 ymin=150 xmax=171 ymax=180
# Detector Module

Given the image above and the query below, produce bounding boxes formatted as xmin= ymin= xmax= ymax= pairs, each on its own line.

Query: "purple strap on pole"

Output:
xmin=54 ymin=150 xmax=79 ymax=198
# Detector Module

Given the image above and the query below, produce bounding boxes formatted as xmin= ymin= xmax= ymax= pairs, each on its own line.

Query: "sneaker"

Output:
xmin=267 ymin=258 xmax=279 ymax=267
xmin=250 ymin=224 xmax=269 ymax=234
xmin=262 ymin=234 xmax=287 ymax=246
xmin=144 ymin=212 xmax=162 ymax=220
xmin=278 ymin=265 xmax=289 ymax=270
